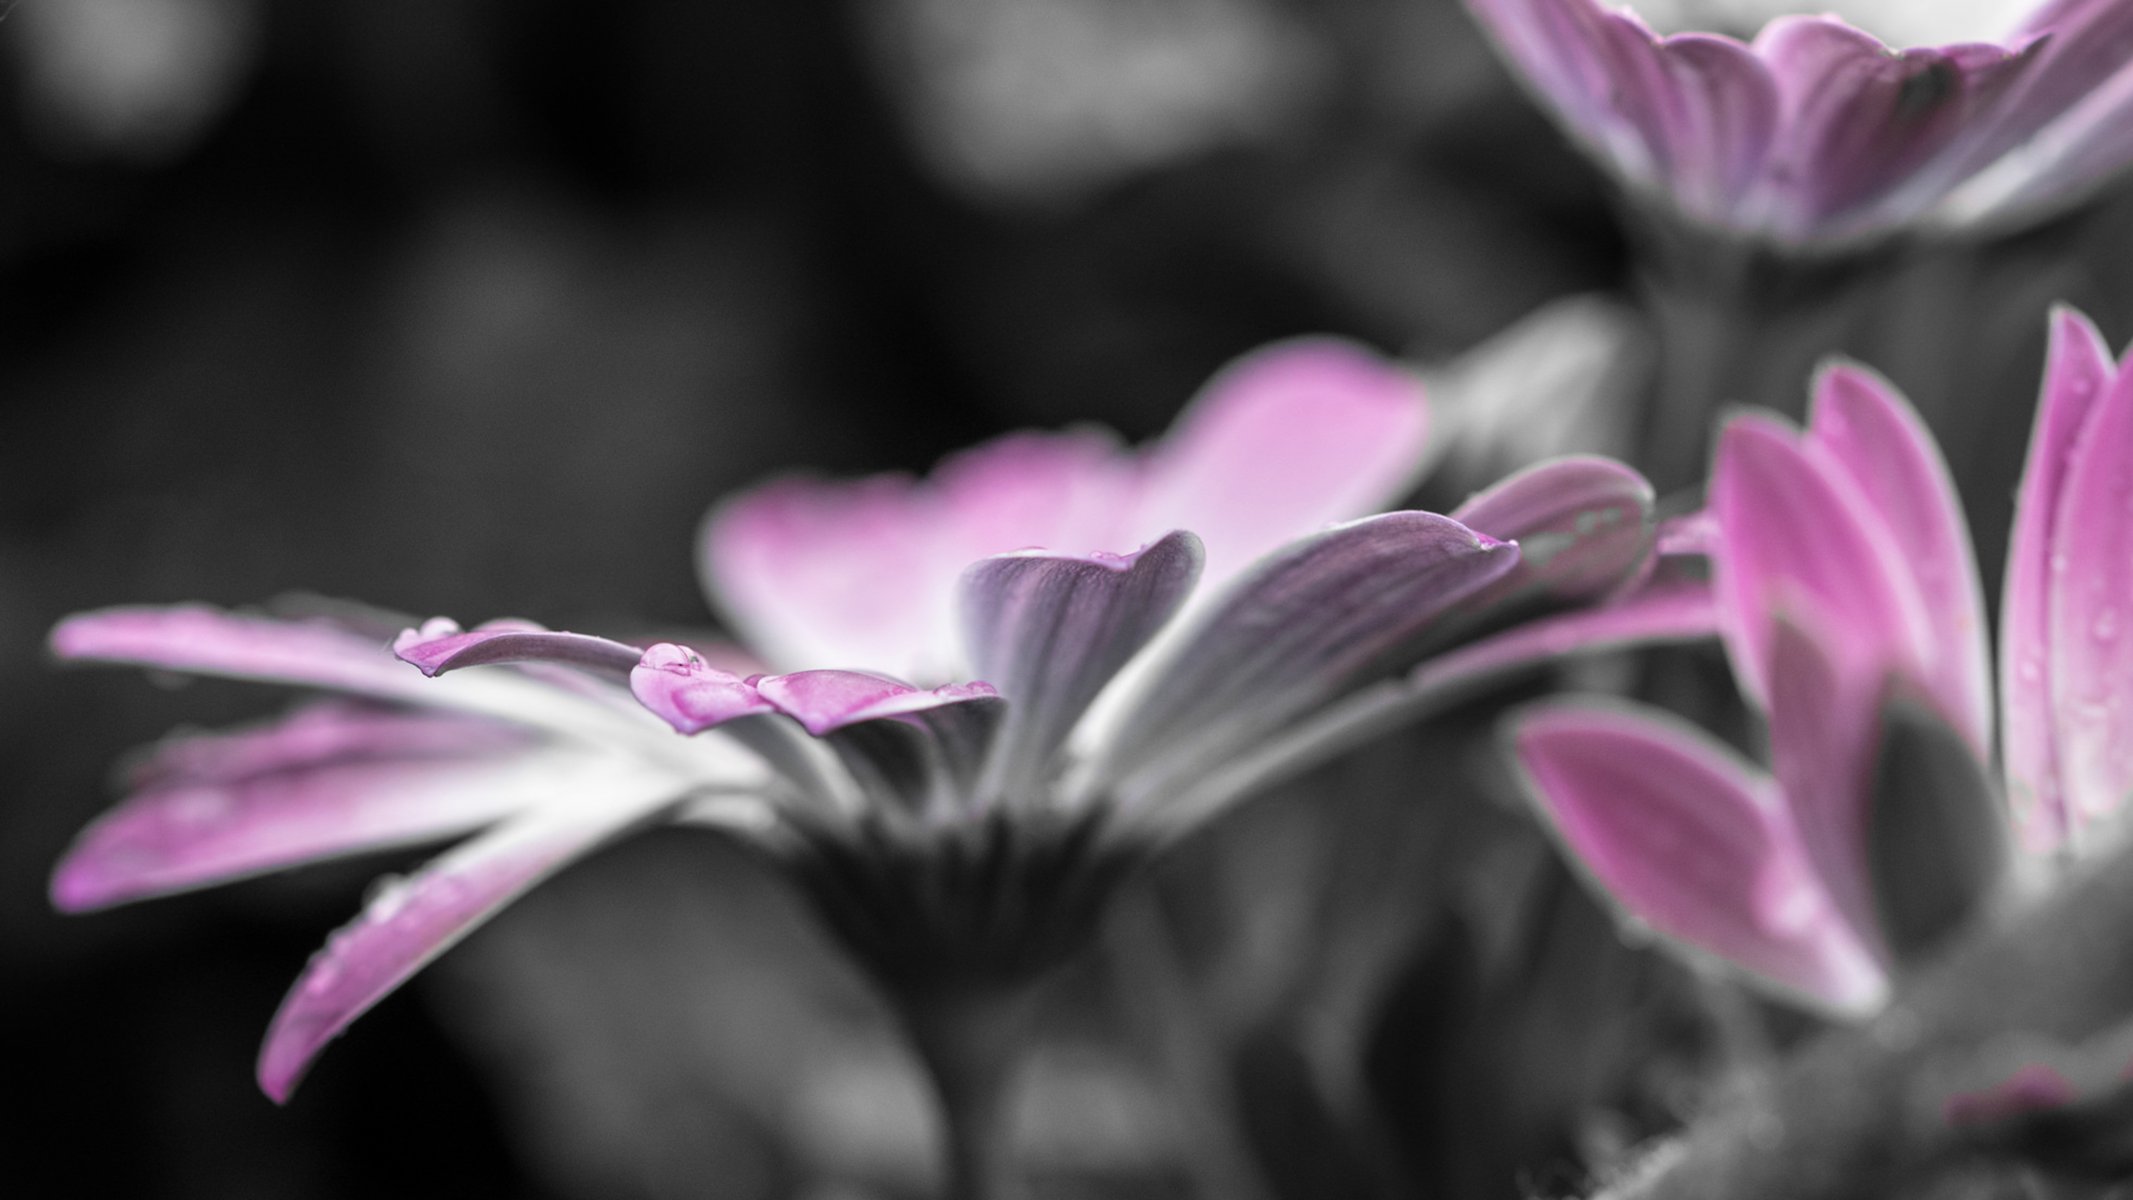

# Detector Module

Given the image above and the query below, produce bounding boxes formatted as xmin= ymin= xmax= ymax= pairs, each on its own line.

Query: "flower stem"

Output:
xmin=893 ymin=978 xmax=1041 ymax=1200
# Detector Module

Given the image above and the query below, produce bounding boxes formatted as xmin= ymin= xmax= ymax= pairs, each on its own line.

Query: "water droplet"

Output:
xmin=2094 ymin=608 xmax=2120 ymax=644
xmin=304 ymin=961 xmax=342 ymax=996
xmin=364 ymin=874 xmax=413 ymax=922
xmin=2051 ymin=552 xmax=2071 ymax=575
xmin=2017 ymin=656 xmax=2043 ymax=684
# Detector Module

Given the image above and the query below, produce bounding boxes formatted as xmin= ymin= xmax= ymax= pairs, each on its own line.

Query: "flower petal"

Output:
xmin=1750 ymin=17 xmax=2037 ymax=237
xmin=1514 ymin=700 xmax=1888 ymax=1014
xmin=700 ymin=473 xmax=953 ymax=679
xmin=2004 ymin=307 xmax=2119 ymax=854
xmin=1135 ymin=338 xmax=1430 ymax=589
xmin=392 ymin=618 xmax=643 ymax=679
xmin=53 ymin=606 xmax=423 ymax=698
xmin=1094 ymin=512 xmax=1519 ymax=791
xmin=753 ymin=670 xmax=1000 ymax=737
xmin=1450 ymin=454 xmax=1657 ymax=613
xmin=2045 ymin=332 xmax=2133 ymax=849
xmin=1710 ymin=413 xmax=1932 ymax=710
xmin=629 ymin=644 xmax=776 ymax=735
xmin=1805 ymin=363 xmax=1991 ymax=751
xmin=959 ymin=532 xmax=1203 ymax=798
xmin=53 ymin=726 xmax=608 ymax=912
xmin=256 ymin=775 xmax=702 ymax=1102
xmin=1464 ymin=0 xmax=1779 ymax=220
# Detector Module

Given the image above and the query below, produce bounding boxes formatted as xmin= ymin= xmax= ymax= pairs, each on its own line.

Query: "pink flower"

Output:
xmin=1516 ymin=307 xmax=2133 ymax=1013
xmin=52 ymin=338 xmax=1690 ymax=1100
xmin=1462 ymin=0 xmax=2133 ymax=244
xmin=1520 ymin=364 xmax=1975 ymax=1014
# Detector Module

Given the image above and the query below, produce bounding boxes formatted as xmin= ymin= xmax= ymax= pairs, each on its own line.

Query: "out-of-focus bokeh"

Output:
xmin=6 ymin=2 xmax=2133 ymax=1197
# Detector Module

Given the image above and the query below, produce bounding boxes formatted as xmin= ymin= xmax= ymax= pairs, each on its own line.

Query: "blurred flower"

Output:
xmin=52 ymin=338 xmax=1685 ymax=1105
xmin=1517 ymin=357 xmax=1992 ymax=1014
xmin=861 ymin=0 xmax=1326 ymax=205
xmin=1460 ymin=0 xmax=2133 ymax=245
xmin=1517 ymin=306 xmax=2133 ymax=1014
xmin=9 ymin=0 xmax=261 ymax=164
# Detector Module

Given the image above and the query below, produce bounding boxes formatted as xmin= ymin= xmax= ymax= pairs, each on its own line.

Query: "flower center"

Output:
xmin=1628 ymin=0 xmax=2034 ymax=45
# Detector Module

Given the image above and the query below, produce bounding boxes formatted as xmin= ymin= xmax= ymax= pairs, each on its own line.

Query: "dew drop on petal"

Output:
xmin=2094 ymin=608 xmax=2120 ymax=645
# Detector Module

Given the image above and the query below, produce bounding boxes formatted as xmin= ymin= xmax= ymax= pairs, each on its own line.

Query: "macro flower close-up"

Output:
xmin=15 ymin=4 xmax=2133 ymax=1198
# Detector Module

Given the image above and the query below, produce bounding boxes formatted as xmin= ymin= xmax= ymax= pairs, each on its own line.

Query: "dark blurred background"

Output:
xmin=6 ymin=2 xmax=2133 ymax=1197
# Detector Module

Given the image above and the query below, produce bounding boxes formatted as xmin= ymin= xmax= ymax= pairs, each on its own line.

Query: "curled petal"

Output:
xmin=1136 ymin=338 xmax=1430 ymax=587
xmin=1095 ymin=512 xmax=1518 ymax=789
xmin=1515 ymin=700 xmax=1888 ymax=1014
xmin=629 ymin=644 xmax=774 ymax=735
xmin=392 ymin=618 xmax=643 ymax=679
xmin=753 ymin=669 xmax=999 ymax=737
xmin=256 ymin=775 xmax=703 ymax=1102
xmin=960 ymin=532 xmax=1203 ymax=797
xmin=2003 ymin=307 xmax=2118 ymax=854
xmin=1805 ymin=363 xmax=1991 ymax=751
xmin=1450 ymin=454 xmax=1657 ymax=611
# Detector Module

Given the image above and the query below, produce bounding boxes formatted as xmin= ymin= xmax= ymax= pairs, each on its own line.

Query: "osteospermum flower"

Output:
xmin=1515 ymin=307 xmax=2133 ymax=1014
xmin=52 ymin=338 xmax=1701 ymax=1129
xmin=1461 ymin=0 xmax=2133 ymax=244
xmin=1519 ymin=358 xmax=1991 ymax=1014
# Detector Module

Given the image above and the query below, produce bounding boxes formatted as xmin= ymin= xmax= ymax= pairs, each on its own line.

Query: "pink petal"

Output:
xmin=1805 ymin=364 xmax=1991 ymax=752
xmin=392 ymin=618 xmax=643 ymax=678
xmin=54 ymin=728 xmax=594 ymax=912
xmin=1135 ymin=338 xmax=1430 ymax=589
xmin=1710 ymin=413 xmax=1932 ymax=711
xmin=2004 ymin=308 xmax=2119 ymax=853
xmin=1515 ymin=701 xmax=1888 ymax=1014
xmin=1464 ymin=0 xmax=1778 ymax=220
xmin=256 ymin=780 xmax=693 ymax=1102
xmin=628 ymin=643 xmax=775 ymax=735
xmin=1096 ymin=512 xmax=1518 ymax=788
xmin=700 ymin=473 xmax=954 ymax=679
xmin=1751 ymin=17 xmax=2037 ymax=237
xmin=52 ymin=606 xmax=422 ymax=699
xmin=2044 ymin=331 xmax=2133 ymax=849
xmin=931 ymin=429 xmax=1141 ymax=567
xmin=959 ymin=532 xmax=1203 ymax=796
xmin=753 ymin=669 xmax=999 ymax=737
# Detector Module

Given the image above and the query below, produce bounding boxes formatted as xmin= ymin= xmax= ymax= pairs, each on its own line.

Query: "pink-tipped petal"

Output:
xmin=628 ymin=644 xmax=775 ymax=734
xmin=1516 ymin=701 xmax=1888 ymax=1014
xmin=392 ymin=618 xmax=644 ymax=679
xmin=54 ymin=735 xmax=600 ymax=912
xmin=1136 ymin=339 xmax=1431 ymax=588
xmin=1098 ymin=512 xmax=1519 ymax=785
xmin=960 ymin=532 xmax=1203 ymax=795
xmin=52 ymin=606 xmax=422 ymax=700
xmin=1806 ymin=364 xmax=1991 ymax=751
xmin=2004 ymin=307 xmax=2120 ymax=854
xmin=2044 ymin=339 xmax=2133 ymax=848
xmin=1710 ymin=414 xmax=1932 ymax=710
xmin=753 ymin=669 xmax=999 ymax=737
xmin=256 ymin=778 xmax=693 ymax=1102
